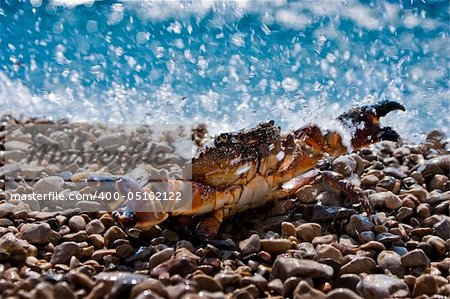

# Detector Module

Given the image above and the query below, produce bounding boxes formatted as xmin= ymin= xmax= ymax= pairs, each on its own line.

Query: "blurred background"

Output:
xmin=0 ymin=0 xmax=449 ymax=141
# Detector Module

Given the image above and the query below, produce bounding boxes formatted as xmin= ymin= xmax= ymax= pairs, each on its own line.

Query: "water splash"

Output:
xmin=0 ymin=0 xmax=449 ymax=142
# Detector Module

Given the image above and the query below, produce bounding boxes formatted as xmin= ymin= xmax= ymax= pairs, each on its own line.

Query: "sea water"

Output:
xmin=0 ymin=0 xmax=449 ymax=142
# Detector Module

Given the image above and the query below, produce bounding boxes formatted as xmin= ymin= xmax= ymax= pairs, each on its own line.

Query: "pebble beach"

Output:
xmin=1 ymin=116 xmax=450 ymax=299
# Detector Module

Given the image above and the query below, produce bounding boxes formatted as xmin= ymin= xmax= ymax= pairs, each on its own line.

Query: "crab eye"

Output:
xmin=218 ymin=133 xmax=230 ymax=144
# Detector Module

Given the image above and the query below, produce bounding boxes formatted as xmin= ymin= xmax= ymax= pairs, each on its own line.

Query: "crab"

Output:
xmin=78 ymin=101 xmax=405 ymax=239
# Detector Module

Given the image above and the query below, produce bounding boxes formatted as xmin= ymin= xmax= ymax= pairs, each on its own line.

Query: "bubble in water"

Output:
xmin=281 ymin=78 xmax=298 ymax=92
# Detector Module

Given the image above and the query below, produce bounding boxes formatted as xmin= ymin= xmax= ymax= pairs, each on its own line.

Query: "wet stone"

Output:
xmin=68 ymin=215 xmax=86 ymax=232
xmin=356 ymin=274 xmax=409 ymax=299
xmin=413 ymin=274 xmax=439 ymax=297
xmin=104 ymin=226 xmax=127 ymax=248
xmin=260 ymin=239 xmax=293 ymax=254
xmin=239 ymin=234 xmax=260 ymax=255
xmin=340 ymin=256 xmax=377 ymax=275
xmin=51 ymin=242 xmax=80 ymax=265
xmin=346 ymin=215 xmax=374 ymax=237
xmin=148 ymin=248 xmax=174 ymax=269
xmin=434 ymin=216 xmax=450 ymax=240
xmin=240 ymin=273 xmax=268 ymax=291
xmin=296 ymin=223 xmax=321 ymax=242
xmin=193 ymin=273 xmax=223 ymax=292
xmin=20 ymin=223 xmax=59 ymax=245
xmin=85 ymin=219 xmax=105 ymax=236
xmin=401 ymin=249 xmax=430 ymax=268
xmin=271 ymin=257 xmax=334 ymax=281
xmin=377 ymin=250 xmax=404 ymax=277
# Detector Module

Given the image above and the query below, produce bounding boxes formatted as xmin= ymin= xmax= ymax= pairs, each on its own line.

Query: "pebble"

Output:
xmin=20 ymin=223 xmax=59 ymax=245
xmin=148 ymin=248 xmax=174 ymax=269
xmin=85 ymin=219 xmax=105 ymax=235
xmin=33 ymin=176 xmax=64 ymax=194
xmin=332 ymin=155 xmax=357 ymax=176
xmin=433 ymin=216 xmax=450 ymax=240
xmin=239 ymin=234 xmax=260 ymax=255
xmin=193 ymin=273 xmax=223 ymax=292
xmin=150 ymin=256 xmax=197 ymax=277
xmin=260 ymin=239 xmax=293 ymax=254
xmin=214 ymin=271 xmax=242 ymax=288
xmin=315 ymin=244 xmax=342 ymax=263
xmin=340 ymin=257 xmax=377 ymax=275
xmin=369 ymin=191 xmax=402 ymax=210
xmin=356 ymin=274 xmax=409 ymax=299
xmin=240 ymin=273 xmax=268 ymax=291
xmin=377 ymin=251 xmax=404 ymax=277
xmin=51 ymin=242 xmax=80 ymax=265
xmin=295 ymin=185 xmax=317 ymax=203
xmin=68 ymin=215 xmax=86 ymax=232
xmin=271 ymin=257 xmax=334 ymax=281
xmin=346 ymin=215 xmax=374 ymax=237
xmin=401 ymin=249 xmax=430 ymax=268
xmin=281 ymin=222 xmax=297 ymax=237
xmin=327 ymin=288 xmax=363 ymax=299
xmin=0 ymin=232 xmax=35 ymax=263
xmin=296 ymin=223 xmax=321 ymax=242
xmin=294 ymin=280 xmax=326 ymax=299
xmin=413 ymin=274 xmax=439 ymax=297
xmin=104 ymin=226 xmax=127 ymax=248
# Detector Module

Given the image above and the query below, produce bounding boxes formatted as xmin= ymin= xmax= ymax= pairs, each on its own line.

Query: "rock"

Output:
xmin=369 ymin=191 xmax=402 ymax=210
xmin=268 ymin=278 xmax=283 ymax=295
xmin=115 ymin=244 xmax=135 ymax=258
xmin=104 ymin=226 xmax=127 ymax=248
xmin=340 ymin=257 xmax=377 ymax=275
xmin=335 ymin=274 xmax=360 ymax=292
xmin=240 ymin=273 xmax=268 ymax=291
xmin=0 ymin=163 xmax=21 ymax=177
xmin=68 ymin=215 xmax=86 ymax=232
xmin=20 ymin=223 xmax=60 ymax=245
xmin=358 ymin=231 xmax=375 ymax=243
xmin=346 ymin=215 xmax=374 ymax=237
xmin=193 ymin=273 xmax=223 ymax=292
xmin=33 ymin=176 xmax=64 ymax=194
xmin=429 ymin=174 xmax=448 ymax=190
xmin=396 ymin=207 xmax=413 ymax=221
xmin=312 ymin=234 xmax=336 ymax=246
xmin=295 ymin=185 xmax=317 ymax=203
xmin=30 ymin=281 xmax=55 ymax=299
xmin=86 ymin=219 xmax=105 ymax=235
xmin=332 ymin=155 xmax=357 ymax=176
xmin=271 ymin=257 xmax=333 ymax=281
xmin=150 ymin=256 xmax=197 ymax=277
xmin=315 ymin=244 xmax=342 ymax=263
xmin=426 ymin=236 xmax=447 ymax=256
xmin=361 ymin=175 xmax=379 ymax=188
xmin=413 ymin=274 xmax=439 ymax=297
xmin=260 ymin=239 xmax=293 ymax=254
xmin=51 ymin=242 xmax=80 ymax=265
xmin=293 ymin=280 xmax=326 ymax=299
xmin=239 ymin=234 xmax=261 ymax=255
xmin=401 ymin=249 xmax=430 ymax=268
xmin=148 ymin=248 xmax=174 ymax=269
xmin=383 ymin=167 xmax=407 ymax=179
xmin=377 ymin=251 xmax=404 ymax=277
xmin=130 ymin=279 xmax=167 ymax=298
xmin=92 ymin=249 xmax=116 ymax=261
xmin=0 ymin=232 xmax=35 ymax=263
xmin=296 ymin=223 xmax=321 ymax=242
xmin=375 ymin=232 xmax=401 ymax=245
xmin=214 ymin=271 xmax=242 ymax=288
xmin=434 ymin=217 xmax=450 ymax=240
xmin=0 ymin=202 xmax=17 ymax=218
xmin=327 ymin=288 xmax=363 ymax=299
xmin=281 ymin=222 xmax=297 ymax=237
xmin=356 ymin=274 xmax=409 ymax=299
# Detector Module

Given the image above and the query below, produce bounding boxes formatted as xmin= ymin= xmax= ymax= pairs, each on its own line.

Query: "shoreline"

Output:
xmin=1 ymin=115 xmax=450 ymax=298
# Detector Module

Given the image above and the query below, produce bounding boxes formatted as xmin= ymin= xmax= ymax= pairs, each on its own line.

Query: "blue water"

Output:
xmin=1 ymin=0 xmax=449 ymax=141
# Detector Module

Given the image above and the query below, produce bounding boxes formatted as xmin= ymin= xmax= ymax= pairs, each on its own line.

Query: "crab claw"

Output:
xmin=113 ymin=177 xmax=169 ymax=230
xmin=338 ymin=100 xmax=406 ymax=149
